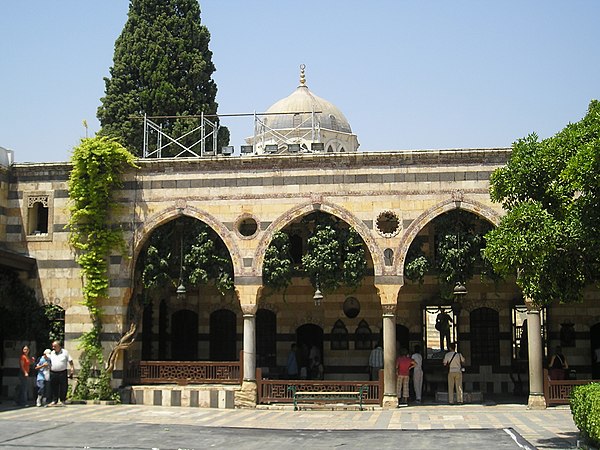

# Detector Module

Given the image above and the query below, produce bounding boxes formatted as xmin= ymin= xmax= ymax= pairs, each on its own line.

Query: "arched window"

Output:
xmin=355 ymin=320 xmax=373 ymax=350
xmin=470 ymin=307 xmax=500 ymax=366
xmin=141 ymin=302 xmax=153 ymax=360
xmin=158 ymin=299 xmax=167 ymax=360
xmin=210 ymin=309 xmax=237 ymax=361
xmin=171 ymin=309 xmax=198 ymax=361
xmin=256 ymin=309 xmax=277 ymax=367
xmin=330 ymin=320 xmax=349 ymax=350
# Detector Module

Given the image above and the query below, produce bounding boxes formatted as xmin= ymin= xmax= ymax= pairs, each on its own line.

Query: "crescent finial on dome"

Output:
xmin=299 ymin=64 xmax=306 ymax=86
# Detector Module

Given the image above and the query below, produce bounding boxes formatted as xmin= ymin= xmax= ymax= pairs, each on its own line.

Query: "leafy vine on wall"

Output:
xmin=67 ymin=136 xmax=137 ymax=400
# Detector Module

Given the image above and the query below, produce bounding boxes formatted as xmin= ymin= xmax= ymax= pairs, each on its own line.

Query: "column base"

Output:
xmin=235 ymin=380 xmax=257 ymax=409
xmin=382 ymin=393 xmax=398 ymax=409
xmin=527 ymin=393 xmax=547 ymax=410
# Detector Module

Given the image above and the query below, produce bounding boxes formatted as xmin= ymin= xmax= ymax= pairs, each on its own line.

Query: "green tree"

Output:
xmin=97 ymin=0 xmax=228 ymax=156
xmin=141 ymin=217 xmax=234 ymax=296
xmin=403 ymin=211 xmax=493 ymax=295
xmin=262 ymin=213 xmax=367 ymax=294
xmin=484 ymin=100 xmax=600 ymax=307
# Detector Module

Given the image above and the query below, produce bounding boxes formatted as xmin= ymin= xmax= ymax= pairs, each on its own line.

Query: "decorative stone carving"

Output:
xmin=452 ymin=189 xmax=464 ymax=203
xmin=241 ymin=303 xmax=258 ymax=315
xmin=27 ymin=195 xmax=49 ymax=208
xmin=381 ymin=303 xmax=397 ymax=316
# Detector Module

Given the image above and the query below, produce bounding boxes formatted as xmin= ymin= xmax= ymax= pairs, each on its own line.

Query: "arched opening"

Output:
xmin=171 ymin=309 xmax=198 ymax=360
xmin=256 ymin=309 xmax=277 ymax=367
xmin=297 ymin=323 xmax=324 ymax=379
xmin=396 ymin=324 xmax=410 ymax=353
xmin=210 ymin=309 xmax=237 ymax=361
xmin=470 ymin=307 xmax=500 ymax=367
xmin=130 ymin=215 xmax=234 ymax=364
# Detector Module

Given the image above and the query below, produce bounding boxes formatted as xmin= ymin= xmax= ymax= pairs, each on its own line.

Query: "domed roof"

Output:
xmin=263 ymin=66 xmax=352 ymax=134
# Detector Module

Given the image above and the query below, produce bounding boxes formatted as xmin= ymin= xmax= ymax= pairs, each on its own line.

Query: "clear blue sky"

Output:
xmin=1 ymin=1 xmax=599 ymax=163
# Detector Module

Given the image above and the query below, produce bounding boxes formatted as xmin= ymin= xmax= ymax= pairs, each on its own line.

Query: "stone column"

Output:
xmin=526 ymin=302 xmax=546 ymax=409
xmin=241 ymin=305 xmax=257 ymax=381
xmin=235 ymin=282 xmax=262 ymax=408
xmin=374 ymin=282 xmax=401 ymax=409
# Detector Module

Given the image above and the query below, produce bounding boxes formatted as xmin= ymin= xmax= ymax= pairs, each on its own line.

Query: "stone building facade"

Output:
xmin=3 ymin=147 xmax=600 ymax=407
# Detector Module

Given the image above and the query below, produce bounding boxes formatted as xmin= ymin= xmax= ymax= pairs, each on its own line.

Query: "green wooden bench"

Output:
xmin=288 ymin=385 xmax=368 ymax=411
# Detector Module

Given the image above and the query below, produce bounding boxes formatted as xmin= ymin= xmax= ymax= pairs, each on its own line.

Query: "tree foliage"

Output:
xmin=262 ymin=231 xmax=293 ymax=292
xmin=263 ymin=213 xmax=367 ymax=294
xmin=97 ymin=0 xmax=228 ymax=155
xmin=403 ymin=210 xmax=493 ymax=295
xmin=140 ymin=217 xmax=234 ymax=296
xmin=484 ymin=100 xmax=600 ymax=306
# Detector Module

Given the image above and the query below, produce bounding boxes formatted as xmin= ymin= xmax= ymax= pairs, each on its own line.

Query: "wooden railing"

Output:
xmin=256 ymin=368 xmax=383 ymax=406
xmin=125 ymin=353 xmax=243 ymax=385
xmin=543 ymin=368 xmax=600 ymax=406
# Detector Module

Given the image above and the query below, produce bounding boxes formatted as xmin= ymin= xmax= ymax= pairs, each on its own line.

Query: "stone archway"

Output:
xmin=394 ymin=196 xmax=502 ymax=275
xmin=254 ymin=198 xmax=383 ymax=277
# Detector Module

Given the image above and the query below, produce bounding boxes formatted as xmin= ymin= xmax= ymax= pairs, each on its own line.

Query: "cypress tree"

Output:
xmin=97 ymin=0 xmax=228 ymax=156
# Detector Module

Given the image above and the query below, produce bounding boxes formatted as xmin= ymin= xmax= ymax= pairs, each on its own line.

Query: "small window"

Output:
xmin=355 ymin=319 xmax=373 ymax=350
xmin=25 ymin=193 xmax=53 ymax=241
xmin=331 ymin=320 xmax=349 ymax=350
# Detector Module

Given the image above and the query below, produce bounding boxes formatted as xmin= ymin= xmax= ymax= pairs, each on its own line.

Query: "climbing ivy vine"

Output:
xmin=67 ymin=136 xmax=137 ymax=400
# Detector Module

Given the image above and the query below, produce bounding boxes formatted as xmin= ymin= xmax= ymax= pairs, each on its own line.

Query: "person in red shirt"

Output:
xmin=18 ymin=345 xmax=33 ymax=406
xmin=395 ymin=348 xmax=416 ymax=406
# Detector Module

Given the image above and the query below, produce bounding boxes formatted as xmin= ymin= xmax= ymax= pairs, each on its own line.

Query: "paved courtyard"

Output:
xmin=0 ymin=402 xmax=579 ymax=449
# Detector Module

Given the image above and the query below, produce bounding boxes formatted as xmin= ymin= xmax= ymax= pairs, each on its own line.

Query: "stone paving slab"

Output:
xmin=0 ymin=403 xmax=579 ymax=449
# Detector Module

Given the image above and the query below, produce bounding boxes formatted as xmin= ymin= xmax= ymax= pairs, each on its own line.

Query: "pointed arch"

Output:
xmin=394 ymin=197 xmax=502 ymax=275
xmin=125 ymin=204 xmax=242 ymax=280
xmin=253 ymin=198 xmax=383 ymax=277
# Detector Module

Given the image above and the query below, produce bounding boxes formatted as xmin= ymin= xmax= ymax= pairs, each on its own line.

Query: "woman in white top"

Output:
xmin=411 ymin=345 xmax=423 ymax=403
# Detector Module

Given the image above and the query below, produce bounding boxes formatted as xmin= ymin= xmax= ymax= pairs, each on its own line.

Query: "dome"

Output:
xmin=247 ymin=65 xmax=359 ymax=154
xmin=263 ymin=83 xmax=352 ymax=134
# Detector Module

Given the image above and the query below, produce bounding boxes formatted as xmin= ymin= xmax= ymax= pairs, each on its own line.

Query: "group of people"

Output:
xmin=370 ymin=341 xmax=466 ymax=406
xmin=286 ymin=343 xmax=324 ymax=380
xmin=18 ymin=341 xmax=75 ymax=407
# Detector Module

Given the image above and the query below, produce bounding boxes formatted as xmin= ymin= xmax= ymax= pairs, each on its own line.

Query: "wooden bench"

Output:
xmin=288 ymin=385 xmax=368 ymax=411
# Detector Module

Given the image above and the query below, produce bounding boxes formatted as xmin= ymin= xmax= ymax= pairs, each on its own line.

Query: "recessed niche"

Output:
xmin=237 ymin=216 xmax=259 ymax=238
xmin=376 ymin=210 xmax=400 ymax=237
xmin=343 ymin=297 xmax=360 ymax=319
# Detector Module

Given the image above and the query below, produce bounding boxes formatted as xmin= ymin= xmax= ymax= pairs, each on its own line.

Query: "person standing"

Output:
xmin=47 ymin=341 xmax=74 ymax=406
xmin=35 ymin=349 xmax=52 ymax=407
xmin=368 ymin=341 xmax=384 ymax=381
xmin=286 ymin=343 xmax=299 ymax=379
xmin=395 ymin=348 xmax=416 ymax=406
xmin=549 ymin=346 xmax=569 ymax=380
xmin=436 ymin=307 xmax=453 ymax=351
xmin=411 ymin=345 xmax=423 ymax=403
xmin=443 ymin=342 xmax=465 ymax=404
xmin=17 ymin=345 xmax=34 ymax=406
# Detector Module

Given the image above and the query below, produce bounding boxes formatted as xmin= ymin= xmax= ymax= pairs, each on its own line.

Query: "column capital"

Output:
xmin=374 ymin=283 xmax=401 ymax=310
xmin=235 ymin=283 xmax=263 ymax=309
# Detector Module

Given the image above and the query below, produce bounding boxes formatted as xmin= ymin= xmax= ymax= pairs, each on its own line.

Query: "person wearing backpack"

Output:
xmin=443 ymin=342 xmax=466 ymax=404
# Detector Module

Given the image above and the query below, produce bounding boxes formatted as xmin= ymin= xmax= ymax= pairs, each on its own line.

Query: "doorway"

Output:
xmin=171 ymin=309 xmax=198 ymax=360
xmin=296 ymin=324 xmax=324 ymax=378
